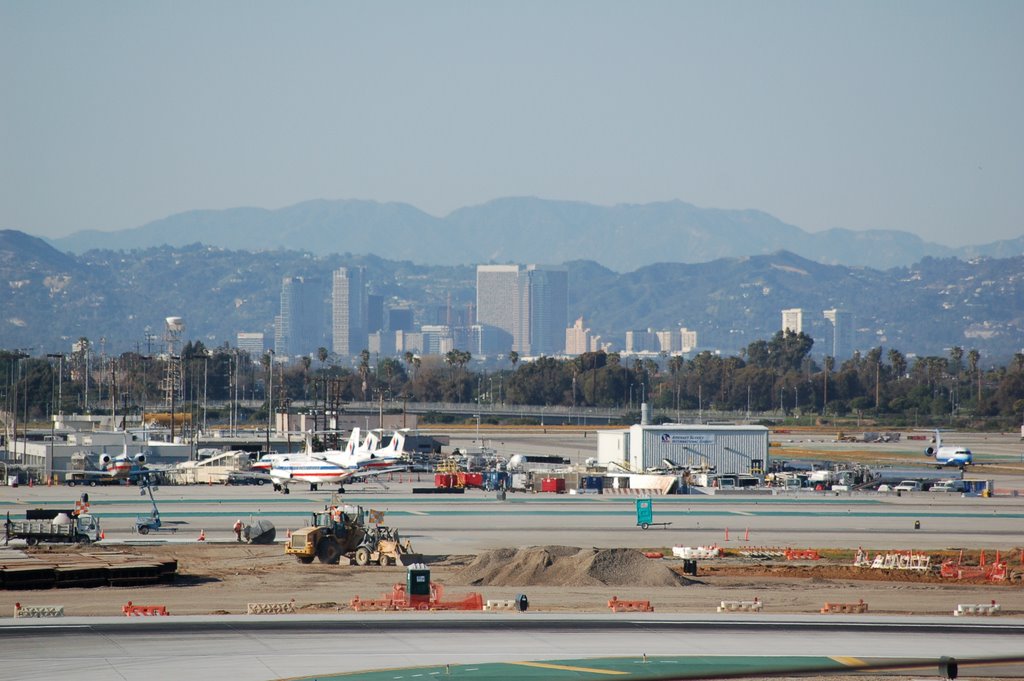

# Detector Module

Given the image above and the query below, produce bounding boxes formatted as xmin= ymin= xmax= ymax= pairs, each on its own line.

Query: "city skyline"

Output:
xmin=2 ymin=2 xmax=1022 ymax=249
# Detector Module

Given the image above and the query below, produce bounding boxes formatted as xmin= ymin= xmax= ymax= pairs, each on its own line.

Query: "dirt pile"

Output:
xmin=449 ymin=545 xmax=692 ymax=587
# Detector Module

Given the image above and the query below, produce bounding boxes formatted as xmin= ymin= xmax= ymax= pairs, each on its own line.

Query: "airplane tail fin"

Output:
xmin=346 ymin=427 xmax=361 ymax=455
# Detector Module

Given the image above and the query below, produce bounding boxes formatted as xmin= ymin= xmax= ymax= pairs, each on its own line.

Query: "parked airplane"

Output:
xmin=266 ymin=429 xmax=409 ymax=494
xmin=327 ymin=428 xmax=408 ymax=470
xmin=267 ymin=455 xmax=355 ymax=494
xmin=924 ymin=430 xmax=973 ymax=468
xmin=69 ymin=433 xmax=150 ymax=484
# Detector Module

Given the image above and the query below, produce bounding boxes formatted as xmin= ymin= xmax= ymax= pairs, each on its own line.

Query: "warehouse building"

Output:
xmin=597 ymin=424 xmax=769 ymax=475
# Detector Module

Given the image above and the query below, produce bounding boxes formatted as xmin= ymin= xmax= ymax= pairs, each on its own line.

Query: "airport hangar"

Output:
xmin=596 ymin=424 xmax=770 ymax=475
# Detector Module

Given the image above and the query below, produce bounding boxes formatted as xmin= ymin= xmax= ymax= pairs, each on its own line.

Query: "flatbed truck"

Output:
xmin=4 ymin=512 xmax=102 ymax=546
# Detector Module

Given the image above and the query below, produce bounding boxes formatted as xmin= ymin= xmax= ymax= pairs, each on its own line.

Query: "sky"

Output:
xmin=1 ymin=1 xmax=1022 ymax=247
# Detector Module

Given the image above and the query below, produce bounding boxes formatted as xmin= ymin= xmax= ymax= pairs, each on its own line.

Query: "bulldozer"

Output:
xmin=352 ymin=525 xmax=422 ymax=566
xmin=286 ymin=505 xmax=421 ymax=566
xmin=285 ymin=505 xmax=366 ymax=564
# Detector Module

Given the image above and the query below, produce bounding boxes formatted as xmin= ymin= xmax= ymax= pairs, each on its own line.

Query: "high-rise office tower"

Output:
xmin=332 ymin=267 xmax=368 ymax=358
xmin=476 ymin=265 xmax=520 ymax=354
xmin=823 ymin=309 xmax=854 ymax=360
xmin=781 ymin=308 xmax=804 ymax=334
xmin=476 ymin=264 xmax=568 ymax=356
xmin=275 ymin=276 xmax=328 ymax=357
xmin=521 ymin=265 xmax=568 ymax=356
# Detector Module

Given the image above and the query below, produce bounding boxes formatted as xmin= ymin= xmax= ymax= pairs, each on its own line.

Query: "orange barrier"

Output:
xmin=784 ymin=548 xmax=821 ymax=561
xmin=821 ymin=599 xmax=868 ymax=614
xmin=608 ymin=596 xmax=654 ymax=613
xmin=350 ymin=582 xmax=483 ymax=612
xmin=197 ymin=529 xmax=206 ymax=541
xmin=643 ymin=552 xmax=663 ymax=559
xmin=940 ymin=550 xmax=1008 ymax=581
xmin=123 ymin=601 xmax=168 ymax=616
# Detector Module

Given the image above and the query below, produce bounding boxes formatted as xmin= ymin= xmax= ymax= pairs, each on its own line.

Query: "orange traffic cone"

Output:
xmin=724 ymin=527 xmax=730 ymax=541
xmin=100 ymin=531 xmax=105 ymax=540
xmin=197 ymin=529 xmax=206 ymax=542
xmin=744 ymin=528 xmax=750 ymax=542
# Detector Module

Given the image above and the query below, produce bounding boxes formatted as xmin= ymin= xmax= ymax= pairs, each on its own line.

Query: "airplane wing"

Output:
xmin=343 ymin=464 xmax=409 ymax=483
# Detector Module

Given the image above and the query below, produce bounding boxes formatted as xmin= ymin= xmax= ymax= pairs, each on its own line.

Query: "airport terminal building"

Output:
xmin=596 ymin=424 xmax=770 ymax=475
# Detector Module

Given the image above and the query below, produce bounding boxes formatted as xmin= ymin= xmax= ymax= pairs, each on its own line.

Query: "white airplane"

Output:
xmin=267 ymin=455 xmax=355 ymax=494
xmin=328 ymin=428 xmax=408 ymax=470
xmin=68 ymin=433 xmax=150 ymax=485
xmin=924 ymin=430 xmax=973 ymax=468
xmin=264 ymin=429 xmax=408 ymax=494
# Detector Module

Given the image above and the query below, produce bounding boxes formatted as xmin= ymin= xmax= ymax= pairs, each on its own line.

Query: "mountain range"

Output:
xmin=48 ymin=197 xmax=1024 ymax=271
xmin=3 ymin=229 xmax=1022 ymax=362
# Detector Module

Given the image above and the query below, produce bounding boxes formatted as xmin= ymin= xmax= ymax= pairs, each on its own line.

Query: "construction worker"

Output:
xmin=233 ymin=519 xmax=243 ymax=542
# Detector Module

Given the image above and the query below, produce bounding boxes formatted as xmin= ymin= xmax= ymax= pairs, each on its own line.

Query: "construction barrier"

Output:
xmin=122 ymin=601 xmax=169 ymax=616
xmin=821 ymin=599 xmax=868 ymax=614
xmin=954 ymin=602 xmax=1001 ymax=616
xmin=717 ymin=598 xmax=762 ymax=613
xmin=941 ymin=550 xmax=1008 ymax=581
xmin=855 ymin=549 xmax=932 ymax=571
xmin=608 ymin=596 xmax=654 ymax=613
xmin=672 ymin=545 xmax=724 ymax=559
xmin=736 ymin=546 xmax=786 ymax=559
xmin=14 ymin=604 xmax=64 ymax=618
xmin=483 ymin=599 xmax=516 ymax=611
xmin=350 ymin=582 xmax=483 ymax=612
xmin=784 ymin=549 xmax=821 ymax=561
xmin=643 ymin=552 xmax=664 ymax=559
xmin=247 ymin=601 xmax=296 ymax=615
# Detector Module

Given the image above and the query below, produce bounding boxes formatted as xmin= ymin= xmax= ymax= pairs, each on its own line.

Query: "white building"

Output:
xmin=597 ymin=424 xmax=770 ymax=475
xmin=781 ymin=308 xmax=803 ymax=334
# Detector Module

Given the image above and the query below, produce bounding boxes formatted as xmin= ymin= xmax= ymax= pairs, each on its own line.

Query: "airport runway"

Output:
xmin=1 ymin=614 xmax=1023 ymax=681
xmin=5 ymin=482 xmax=1024 ymax=552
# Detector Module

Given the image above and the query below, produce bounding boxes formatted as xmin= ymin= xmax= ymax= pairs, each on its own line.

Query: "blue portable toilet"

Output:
xmin=635 ymin=498 xmax=653 ymax=529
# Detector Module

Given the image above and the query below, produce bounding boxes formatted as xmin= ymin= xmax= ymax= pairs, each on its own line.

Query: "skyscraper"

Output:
xmin=275 ymin=276 xmax=328 ymax=357
xmin=522 ymin=265 xmax=568 ymax=356
xmin=476 ymin=265 xmax=520 ymax=354
xmin=781 ymin=308 xmax=804 ymax=334
xmin=332 ymin=267 xmax=367 ymax=358
xmin=823 ymin=309 xmax=854 ymax=360
xmin=476 ymin=264 xmax=568 ymax=356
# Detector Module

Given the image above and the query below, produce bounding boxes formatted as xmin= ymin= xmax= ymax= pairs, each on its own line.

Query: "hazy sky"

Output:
xmin=2 ymin=1 xmax=1022 ymax=247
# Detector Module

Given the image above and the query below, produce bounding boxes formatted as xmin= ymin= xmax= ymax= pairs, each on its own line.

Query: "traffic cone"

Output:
xmin=197 ymin=529 xmax=206 ymax=542
xmin=724 ymin=527 xmax=730 ymax=541
xmin=100 ymin=531 xmax=105 ymax=540
xmin=744 ymin=528 xmax=749 ymax=542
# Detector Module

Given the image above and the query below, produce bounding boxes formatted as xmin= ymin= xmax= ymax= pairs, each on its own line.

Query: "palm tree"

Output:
xmin=967 ymin=349 xmax=981 ymax=403
xmin=508 ymin=350 xmax=519 ymax=371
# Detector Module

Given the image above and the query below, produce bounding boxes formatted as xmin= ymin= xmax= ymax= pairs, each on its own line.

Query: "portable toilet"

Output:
xmin=407 ymin=563 xmax=431 ymax=606
xmin=635 ymin=498 xmax=654 ymax=528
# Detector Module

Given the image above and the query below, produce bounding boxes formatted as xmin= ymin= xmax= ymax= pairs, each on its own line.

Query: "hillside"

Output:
xmin=2 ymin=233 xmax=1022 ymax=360
xmin=49 ymin=197 xmax=1024 ymax=271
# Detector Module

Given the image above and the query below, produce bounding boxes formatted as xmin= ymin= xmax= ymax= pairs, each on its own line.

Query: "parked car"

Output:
xmin=893 ymin=480 xmax=922 ymax=492
xmin=226 ymin=472 xmax=267 ymax=486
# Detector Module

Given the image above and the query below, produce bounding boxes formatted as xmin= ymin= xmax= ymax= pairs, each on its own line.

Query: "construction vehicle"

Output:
xmin=5 ymin=511 xmax=101 ymax=546
xmin=286 ymin=505 xmax=367 ymax=564
xmin=134 ymin=478 xmax=176 ymax=534
xmin=353 ymin=525 xmax=422 ymax=566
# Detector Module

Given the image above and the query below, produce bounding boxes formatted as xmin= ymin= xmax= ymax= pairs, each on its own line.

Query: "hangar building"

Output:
xmin=597 ymin=424 xmax=769 ymax=475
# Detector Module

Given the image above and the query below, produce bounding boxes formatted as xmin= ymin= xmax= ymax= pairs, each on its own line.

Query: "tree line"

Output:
xmin=3 ymin=332 xmax=1023 ymax=429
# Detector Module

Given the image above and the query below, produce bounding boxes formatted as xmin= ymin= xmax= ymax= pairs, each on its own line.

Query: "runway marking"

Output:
xmin=831 ymin=656 xmax=867 ymax=667
xmin=406 ymin=510 xmax=429 ymax=516
xmin=510 ymin=661 xmax=629 ymax=675
xmin=731 ymin=510 xmax=754 ymax=515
